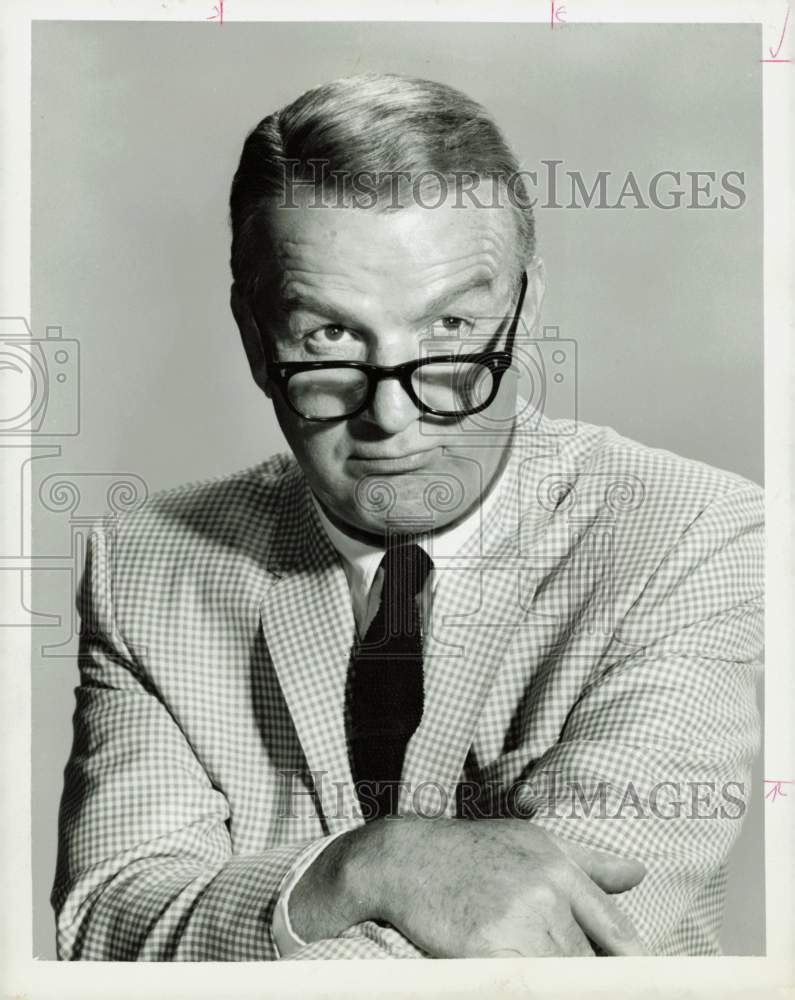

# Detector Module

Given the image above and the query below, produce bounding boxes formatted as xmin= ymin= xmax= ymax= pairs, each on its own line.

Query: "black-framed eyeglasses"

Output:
xmin=262 ymin=271 xmax=527 ymax=423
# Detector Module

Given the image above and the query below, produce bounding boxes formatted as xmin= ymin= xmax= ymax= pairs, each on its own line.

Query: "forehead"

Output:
xmin=260 ymin=193 xmax=518 ymax=303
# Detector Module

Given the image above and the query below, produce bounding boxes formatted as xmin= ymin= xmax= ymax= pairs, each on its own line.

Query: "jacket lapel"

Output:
xmin=260 ymin=467 xmax=361 ymax=834
xmin=399 ymin=438 xmax=561 ymax=817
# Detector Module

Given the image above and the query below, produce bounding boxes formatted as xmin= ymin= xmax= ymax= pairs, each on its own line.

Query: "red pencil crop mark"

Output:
xmin=550 ymin=0 xmax=567 ymax=29
xmin=763 ymin=778 xmax=794 ymax=801
xmin=760 ymin=6 xmax=790 ymax=61
xmin=206 ymin=0 xmax=224 ymax=23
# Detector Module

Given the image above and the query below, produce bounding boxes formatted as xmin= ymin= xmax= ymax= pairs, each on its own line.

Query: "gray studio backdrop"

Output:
xmin=29 ymin=21 xmax=764 ymax=958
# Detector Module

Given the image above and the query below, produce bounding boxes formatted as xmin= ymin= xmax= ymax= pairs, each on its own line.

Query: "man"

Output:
xmin=52 ymin=73 xmax=763 ymax=960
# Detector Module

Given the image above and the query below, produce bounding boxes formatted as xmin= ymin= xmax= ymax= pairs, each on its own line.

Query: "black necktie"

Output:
xmin=349 ymin=540 xmax=434 ymax=821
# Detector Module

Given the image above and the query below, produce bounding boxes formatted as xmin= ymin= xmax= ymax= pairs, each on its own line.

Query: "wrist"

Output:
xmin=338 ymin=820 xmax=389 ymax=923
xmin=372 ymin=813 xmax=437 ymax=928
xmin=289 ymin=822 xmax=386 ymax=941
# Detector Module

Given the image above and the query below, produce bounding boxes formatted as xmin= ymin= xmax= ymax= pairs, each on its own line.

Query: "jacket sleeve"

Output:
xmin=52 ymin=520 xmax=326 ymax=961
xmin=513 ymin=483 xmax=764 ymax=954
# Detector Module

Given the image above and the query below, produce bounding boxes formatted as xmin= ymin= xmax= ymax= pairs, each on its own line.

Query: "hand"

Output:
xmin=289 ymin=816 xmax=648 ymax=957
xmin=380 ymin=817 xmax=647 ymax=957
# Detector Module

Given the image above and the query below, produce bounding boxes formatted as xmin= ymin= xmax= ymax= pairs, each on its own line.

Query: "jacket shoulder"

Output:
xmin=99 ymin=452 xmax=300 ymax=557
xmin=540 ymin=419 xmax=761 ymax=521
xmin=516 ymin=421 xmax=763 ymax=591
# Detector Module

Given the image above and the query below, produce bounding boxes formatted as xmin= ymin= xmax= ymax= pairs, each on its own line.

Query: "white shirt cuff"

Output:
xmin=271 ymin=829 xmax=352 ymax=958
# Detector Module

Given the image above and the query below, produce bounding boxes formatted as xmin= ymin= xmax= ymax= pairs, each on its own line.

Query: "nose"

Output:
xmin=361 ymin=373 xmax=420 ymax=435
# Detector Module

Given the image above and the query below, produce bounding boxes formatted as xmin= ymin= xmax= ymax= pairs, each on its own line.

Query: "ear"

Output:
xmin=519 ymin=257 xmax=547 ymax=335
xmin=230 ymin=283 xmax=272 ymax=398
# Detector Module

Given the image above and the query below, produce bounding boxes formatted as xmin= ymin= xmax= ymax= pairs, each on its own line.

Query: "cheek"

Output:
xmin=439 ymin=450 xmax=499 ymax=503
xmin=274 ymin=407 xmax=353 ymax=493
xmin=302 ymin=431 xmax=349 ymax=483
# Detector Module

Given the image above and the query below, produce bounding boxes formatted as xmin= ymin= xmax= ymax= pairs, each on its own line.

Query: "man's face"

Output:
xmin=235 ymin=191 xmax=542 ymax=538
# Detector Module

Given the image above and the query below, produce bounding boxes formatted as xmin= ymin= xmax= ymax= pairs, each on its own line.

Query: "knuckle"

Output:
xmin=545 ymin=855 xmax=573 ymax=883
xmin=525 ymin=882 xmax=559 ymax=910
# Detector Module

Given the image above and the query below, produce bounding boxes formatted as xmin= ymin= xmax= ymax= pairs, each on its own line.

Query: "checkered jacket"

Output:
xmin=52 ymin=419 xmax=764 ymax=960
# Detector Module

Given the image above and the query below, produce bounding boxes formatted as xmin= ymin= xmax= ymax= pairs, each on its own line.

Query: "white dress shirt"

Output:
xmin=271 ymin=465 xmax=509 ymax=957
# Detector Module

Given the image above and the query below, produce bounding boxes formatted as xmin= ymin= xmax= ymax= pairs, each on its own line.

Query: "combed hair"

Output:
xmin=229 ymin=73 xmax=535 ymax=299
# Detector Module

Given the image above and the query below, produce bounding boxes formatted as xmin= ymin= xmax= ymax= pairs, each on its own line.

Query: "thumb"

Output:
xmin=557 ymin=838 xmax=647 ymax=893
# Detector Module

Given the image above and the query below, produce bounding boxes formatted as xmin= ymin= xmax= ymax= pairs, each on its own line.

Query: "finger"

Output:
xmin=582 ymin=850 xmax=646 ymax=893
xmin=557 ymin=838 xmax=647 ymax=893
xmin=549 ymin=911 xmax=596 ymax=957
xmin=568 ymin=877 xmax=648 ymax=956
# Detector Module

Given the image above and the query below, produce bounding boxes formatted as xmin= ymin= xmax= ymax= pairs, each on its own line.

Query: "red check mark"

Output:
xmin=769 ymin=6 xmax=790 ymax=59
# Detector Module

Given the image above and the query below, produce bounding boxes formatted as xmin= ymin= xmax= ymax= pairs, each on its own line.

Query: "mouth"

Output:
xmin=347 ymin=445 xmax=442 ymax=474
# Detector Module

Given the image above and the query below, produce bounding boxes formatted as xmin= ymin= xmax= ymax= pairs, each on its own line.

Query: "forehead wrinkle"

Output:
xmin=279 ymin=236 xmax=400 ymax=272
xmin=415 ymin=252 xmax=499 ymax=287
xmin=267 ymin=217 xmax=516 ymax=319
xmin=410 ymin=264 xmax=496 ymax=311
xmin=277 ymin=240 xmax=355 ymax=280
xmin=275 ymin=241 xmax=387 ymax=305
xmin=278 ymin=220 xmax=509 ymax=274
xmin=275 ymin=242 xmax=367 ymax=295
xmin=279 ymin=272 xmax=365 ymax=313
xmin=408 ymin=231 xmax=507 ymax=281
xmin=407 ymin=255 xmax=505 ymax=308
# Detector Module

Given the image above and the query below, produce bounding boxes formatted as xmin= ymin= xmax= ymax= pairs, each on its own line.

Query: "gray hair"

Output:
xmin=229 ymin=73 xmax=535 ymax=300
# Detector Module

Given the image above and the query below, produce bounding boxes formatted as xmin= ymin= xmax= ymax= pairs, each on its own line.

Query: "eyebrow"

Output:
xmin=419 ymin=276 xmax=496 ymax=320
xmin=279 ymin=275 xmax=496 ymax=327
xmin=279 ymin=291 xmax=358 ymax=328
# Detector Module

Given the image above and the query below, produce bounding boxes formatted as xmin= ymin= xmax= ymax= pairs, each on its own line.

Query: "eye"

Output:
xmin=315 ymin=325 xmax=350 ymax=341
xmin=302 ymin=324 xmax=363 ymax=358
xmin=306 ymin=325 xmax=358 ymax=346
xmin=430 ymin=316 xmax=475 ymax=338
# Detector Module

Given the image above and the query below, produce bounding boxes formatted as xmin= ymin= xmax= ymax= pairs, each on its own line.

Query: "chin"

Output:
xmin=351 ymin=474 xmax=473 ymax=536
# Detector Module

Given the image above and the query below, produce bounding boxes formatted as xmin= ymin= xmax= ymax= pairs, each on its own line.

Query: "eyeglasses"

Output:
xmin=262 ymin=271 xmax=528 ymax=422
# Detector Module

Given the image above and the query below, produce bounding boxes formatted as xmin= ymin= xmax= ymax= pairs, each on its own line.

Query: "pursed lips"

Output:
xmin=347 ymin=445 xmax=442 ymax=473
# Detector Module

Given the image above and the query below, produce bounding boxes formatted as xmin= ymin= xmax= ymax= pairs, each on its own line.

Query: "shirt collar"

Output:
xmin=311 ymin=462 xmax=508 ymax=596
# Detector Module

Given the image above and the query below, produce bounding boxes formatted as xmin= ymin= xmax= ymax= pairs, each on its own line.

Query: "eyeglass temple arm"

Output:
xmin=504 ymin=270 xmax=529 ymax=357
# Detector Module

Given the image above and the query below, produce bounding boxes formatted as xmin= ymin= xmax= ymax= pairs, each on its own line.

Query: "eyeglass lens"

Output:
xmin=286 ymin=359 xmax=497 ymax=419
